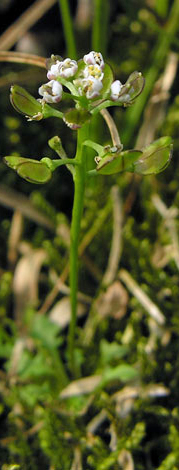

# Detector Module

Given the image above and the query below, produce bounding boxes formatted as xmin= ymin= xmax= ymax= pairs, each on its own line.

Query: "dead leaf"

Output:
xmin=13 ymin=246 xmax=46 ymax=324
xmin=49 ymin=297 xmax=87 ymax=329
xmin=94 ymin=281 xmax=128 ymax=319
xmin=118 ymin=449 xmax=134 ymax=470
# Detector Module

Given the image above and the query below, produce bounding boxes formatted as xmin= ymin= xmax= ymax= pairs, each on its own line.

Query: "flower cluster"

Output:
xmin=76 ymin=51 xmax=104 ymax=99
xmin=38 ymin=50 xmax=145 ymax=109
xmin=38 ymin=51 xmax=106 ymax=103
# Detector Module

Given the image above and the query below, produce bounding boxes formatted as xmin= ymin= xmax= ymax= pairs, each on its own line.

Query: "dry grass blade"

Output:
xmin=0 ymin=184 xmax=55 ymax=230
xmin=119 ymin=268 xmax=165 ymax=325
xmin=60 ymin=375 xmax=101 ymax=398
xmin=8 ymin=210 xmax=23 ymax=267
xmin=71 ymin=447 xmax=82 ymax=470
xmin=75 ymin=0 xmax=92 ymax=29
xmin=0 ymin=0 xmax=57 ymax=51
xmin=0 ymin=51 xmax=46 ymax=68
xmin=118 ymin=449 xmax=134 ymax=470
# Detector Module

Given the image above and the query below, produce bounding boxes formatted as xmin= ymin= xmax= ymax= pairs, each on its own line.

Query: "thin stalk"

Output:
xmin=68 ymin=123 xmax=89 ymax=373
xmin=58 ymin=0 xmax=77 ymax=59
xmin=92 ymin=0 xmax=109 ymax=56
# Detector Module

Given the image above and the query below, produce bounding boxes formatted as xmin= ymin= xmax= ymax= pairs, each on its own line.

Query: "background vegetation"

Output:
xmin=0 ymin=0 xmax=179 ymax=469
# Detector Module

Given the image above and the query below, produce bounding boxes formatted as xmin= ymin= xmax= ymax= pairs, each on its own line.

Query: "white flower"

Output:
xmin=83 ymin=51 xmax=104 ymax=70
xmin=47 ymin=61 xmax=61 ymax=80
xmin=81 ymin=76 xmax=103 ymax=99
xmin=84 ymin=64 xmax=104 ymax=81
xmin=38 ymin=80 xmax=63 ymax=103
xmin=110 ymin=80 xmax=123 ymax=101
xmin=47 ymin=58 xmax=78 ymax=80
xmin=58 ymin=58 xmax=78 ymax=78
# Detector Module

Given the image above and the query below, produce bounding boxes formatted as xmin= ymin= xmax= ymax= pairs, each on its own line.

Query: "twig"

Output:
xmin=0 ymin=0 xmax=57 ymax=51
xmin=102 ymin=186 xmax=123 ymax=285
xmin=119 ymin=268 xmax=165 ymax=325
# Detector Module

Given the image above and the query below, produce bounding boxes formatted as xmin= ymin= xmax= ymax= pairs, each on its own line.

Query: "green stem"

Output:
xmin=92 ymin=0 xmax=110 ymax=55
xmin=68 ymin=123 xmax=89 ymax=373
xmin=58 ymin=0 xmax=77 ymax=59
xmin=51 ymin=159 xmax=79 ymax=170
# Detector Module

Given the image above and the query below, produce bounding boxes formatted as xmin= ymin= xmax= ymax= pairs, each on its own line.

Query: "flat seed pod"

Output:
xmin=10 ymin=85 xmax=42 ymax=119
xmin=97 ymin=150 xmax=142 ymax=175
xmin=117 ymin=71 xmax=145 ymax=104
xmin=17 ymin=161 xmax=52 ymax=184
xmin=133 ymin=137 xmax=173 ymax=175
xmin=4 ymin=156 xmax=38 ymax=170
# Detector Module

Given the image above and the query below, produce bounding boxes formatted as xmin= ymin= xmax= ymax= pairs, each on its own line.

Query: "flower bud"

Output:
xmin=10 ymin=85 xmax=43 ymax=120
xmin=46 ymin=54 xmax=62 ymax=79
xmin=110 ymin=80 xmax=123 ymax=101
xmin=83 ymin=51 xmax=104 ymax=70
xmin=47 ymin=61 xmax=61 ymax=80
xmin=110 ymin=71 xmax=145 ymax=104
xmin=58 ymin=58 xmax=78 ymax=78
xmin=38 ymin=80 xmax=63 ymax=103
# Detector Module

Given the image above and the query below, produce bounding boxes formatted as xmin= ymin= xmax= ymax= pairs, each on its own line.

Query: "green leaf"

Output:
xmin=17 ymin=161 xmax=52 ymax=183
xmin=18 ymin=383 xmax=50 ymax=407
xmin=97 ymin=150 xmax=142 ymax=174
xmin=132 ymin=136 xmax=173 ymax=175
xmin=100 ymin=339 xmax=129 ymax=365
xmin=17 ymin=351 xmax=55 ymax=379
xmin=10 ymin=85 xmax=43 ymax=120
xmin=101 ymin=364 xmax=138 ymax=385
xmin=101 ymin=63 xmax=114 ymax=98
xmin=63 ymin=108 xmax=91 ymax=129
xmin=30 ymin=315 xmax=62 ymax=350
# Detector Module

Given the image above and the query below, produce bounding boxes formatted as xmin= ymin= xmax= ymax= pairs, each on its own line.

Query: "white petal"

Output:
xmin=110 ymin=80 xmax=123 ymax=101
